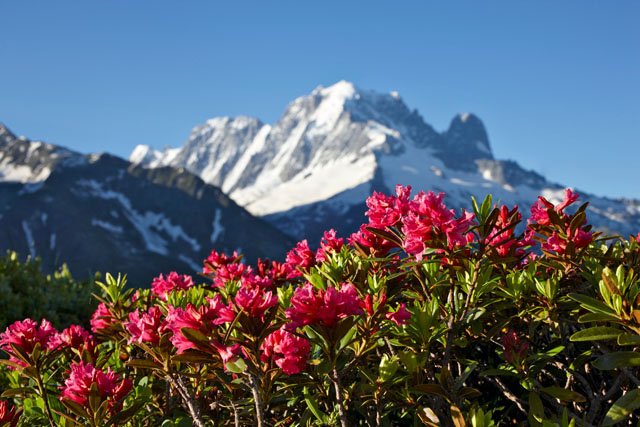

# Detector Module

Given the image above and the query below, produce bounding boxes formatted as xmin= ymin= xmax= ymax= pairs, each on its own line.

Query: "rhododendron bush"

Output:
xmin=2 ymin=186 xmax=640 ymax=426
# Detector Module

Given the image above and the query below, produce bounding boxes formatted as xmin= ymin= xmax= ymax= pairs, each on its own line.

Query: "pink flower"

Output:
xmin=286 ymin=283 xmax=363 ymax=328
xmin=485 ymin=205 xmax=527 ymax=257
xmin=256 ymin=258 xmax=294 ymax=283
xmin=285 ymin=240 xmax=316 ymax=276
xmin=386 ymin=303 xmax=411 ymax=326
xmin=316 ymin=229 xmax=344 ymax=262
xmin=234 ymin=286 xmax=278 ymax=319
xmin=60 ymin=361 xmax=132 ymax=415
xmin=90 ymin=303 xmax=116 ymax=334
xmin=165 ymin=306 xmax=202 ymax=353
xmin=555 ymin=188 xmax=579 ymax=213
xmin=48 ymin=325 xmax=96 ymax=356
xmin=400 ymin=191 xmax=475 ymax=258
xmin=124 ymin=307 xmax=167 ymax=345
xmin=365 ymin=185 xmax=412 ymax=228
xmin=0 ymin=319 xmax=57 ymax=367
xmin=203 ymin=249 xmax=241 ymax=275
xmin=165 ymin=297 xmax=235 ymax=354
xmin=213 ymin=263 xmax=249 ymax=288
xmin=348 ymin=225 xmax=396 ymax=257
xmin=529 ymin=196 xmax=555 ymax=226
xmin=0 ymin=399 xmax=20 ymax=426
xmin=211 ymin=342 xmax=242 ymax=365
xmin=151 ymin=272 xmax=194 ymax=300
xmin=261 ymin=328 xmax=310 ymax=375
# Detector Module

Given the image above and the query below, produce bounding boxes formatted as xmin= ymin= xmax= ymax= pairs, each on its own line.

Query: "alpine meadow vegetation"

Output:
xmin=1 ymin=186 xmax=640 ymax=426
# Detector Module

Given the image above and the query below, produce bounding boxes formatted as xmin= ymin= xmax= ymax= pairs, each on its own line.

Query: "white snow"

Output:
xmin=50 ymin=233 xmax=56 ymax=250
xmin=78 ymin=180 xmax=201 ymax=255
xmin=91 ymin=219 xmax=124 ymax=234
xmin=210 ymin=209 xmax=224 ymax=243
xmin=21 ymin=221 xmax=36 ymax=258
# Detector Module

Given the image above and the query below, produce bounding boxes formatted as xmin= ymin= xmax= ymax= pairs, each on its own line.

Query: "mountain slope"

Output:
xmin=129 ymin=80 xmax=640 ymax=241
xmin=0 ymin=124 xmax=293 ymax=284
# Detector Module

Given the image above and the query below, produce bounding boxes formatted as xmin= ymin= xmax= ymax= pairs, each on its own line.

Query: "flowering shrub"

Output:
xmin=1 ymin=186 xmax=640 ymax=426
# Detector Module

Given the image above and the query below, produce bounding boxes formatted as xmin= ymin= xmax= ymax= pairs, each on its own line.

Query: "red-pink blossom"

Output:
xmin=151 ymin=272 xmax=194 ymax=300
xmin=401 ymin=191 xmax=475 ymax=258
xmin=203 ymin=249 xmax=241 ymax=275
xmin=286 ymin=283 xmax=363 ymax=328
xmin=485 ymin=205 xmax=526 ymax=257
xmin=90 ymin=303 xmax=116 ymax=334
xmin=316 ymin=229 xmax=344 ymax=262
xmin=365 ymin=185 xmax=412 ymax=228
xmin=386 ymin=303 xmax=411 ymax=326
xmin=234 ymin=286 xmax=278 ymax=319
xmin=261 ymin=327 xmax=310 ymax=375
xmin=48 ymin=325 xmax=96 ymax=356
xmin=213 ymin=263 xmax=249 ymax=288
xmin=165 ymin=306 xmax=202 ymax=353
xmin=59 ymin=361 xmax=132 ymax=414
xmin=125 ymin=307 xmax=167 ymax=345
xmin=285 ymin=240 xmax=315 ymax=276
xmin=0 ymin=399 xmax=19 ymax=427
xmin=349 ymin=225 xmax=397 ymax=256
xmin=256 ymin=258 xmax=294 ymax=283
xmin=211 ymin=342 xmax=242 ymax=366
xmin=165 ymin=297 xmax=235 ymax=354
xmin=0 ymin=319 xmax=57 ymax=366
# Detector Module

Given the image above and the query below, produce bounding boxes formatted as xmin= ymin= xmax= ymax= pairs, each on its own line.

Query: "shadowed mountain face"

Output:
xmin=130 ymin=81 xmax=640 ymax=242
xmin=0 ymin=124 xmax=293 ymax=285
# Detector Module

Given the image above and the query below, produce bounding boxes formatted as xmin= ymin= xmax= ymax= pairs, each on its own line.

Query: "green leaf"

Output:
xmin=225 ymin=357 xmax=247 ymax=374
xmin=1 ymin=387 xmax=33 ymax=398
xmin=568 ymin=293 xmax=616 ymax=315
xmin=570 ymin=327 xmax=621 ymax=342
xmin=602 ymin=389 xmax=640 ymax=426
xmin=304 ymin=386 xmax=327 ymax=424
xmin=593 ymin=352 xmax=640 ymax=370
xmin=617 ymin=334 xmax=640 ymax=346
xmin=540 ymin=386 xmax=586 ymax=403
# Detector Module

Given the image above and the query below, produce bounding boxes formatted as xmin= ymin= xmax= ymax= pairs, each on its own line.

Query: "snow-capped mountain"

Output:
xmin=130 ymin=80 xmax=640 ymax=241
xmin=0 ymin=124 xmax=293 ymax=284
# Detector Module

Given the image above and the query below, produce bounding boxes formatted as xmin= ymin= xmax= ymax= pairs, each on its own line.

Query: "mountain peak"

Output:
xmin=438 ymin=112 xmax=493 ymax=170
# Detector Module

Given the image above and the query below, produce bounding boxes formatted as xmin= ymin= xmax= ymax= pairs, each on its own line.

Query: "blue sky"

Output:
xmin=1 ymin=1 xmax=638 ymax=198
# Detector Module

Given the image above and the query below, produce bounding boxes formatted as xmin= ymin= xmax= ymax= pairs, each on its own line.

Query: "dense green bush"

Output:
xmin=0 ymin=251 xmax=96 ymax=329
xmin=1 ymin=187 xmax=640 ymax=426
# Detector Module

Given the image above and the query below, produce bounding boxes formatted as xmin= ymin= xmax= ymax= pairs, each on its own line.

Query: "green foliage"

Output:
xmin=0 ymin=251 xmax=96 ymax=329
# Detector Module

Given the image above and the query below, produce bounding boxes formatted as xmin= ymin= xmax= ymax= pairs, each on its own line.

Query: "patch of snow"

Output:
xmin=21 ymin=221 xmax=36 ymax=258
xmin=77 ymin=180 xmax=201 ymax=255
xmin=210 ymin=209 xmax=224 ymax=244
xmin=50 ymin=233 xmax=56 ymax=250
xmin=40 ymin=212 xmax=47 ymax=224
xmin=19 ymin=182 xmax=45 ymax=194
xmin=91 ymin=219 xmax=124 ymax=234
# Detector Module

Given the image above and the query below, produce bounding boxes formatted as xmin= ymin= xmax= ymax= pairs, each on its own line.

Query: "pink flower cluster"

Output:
xmin=0 ymin=319 xmax=57 ymax=367
xmin=529 ymin=189 xmax=593 ymax=255
xmin=125 ymin=306 xmax=167 ymax=345
xmin=165 ymin=296 xmax=235 ymax=354
xmin=49 ymin=325 xmax=96 ymax=357
xmin=261 ymin=328 xmax=310 ymax=375
xmin=60 ymin=361 xmax=132 ymax=414
xmin=485 ymin=205 xmax=530 ymax=257
xmin=286 ymin=283 xmax=363 ymax=328
xmin=151 ymin=272 xmax=195 ymax=300
xmin=90 ymin=302 xmax=117 ymax=334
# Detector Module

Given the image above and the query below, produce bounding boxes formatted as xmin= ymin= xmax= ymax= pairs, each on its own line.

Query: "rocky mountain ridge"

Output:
xmin=131 ymin=81 xmax=640 ymax=241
